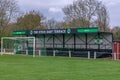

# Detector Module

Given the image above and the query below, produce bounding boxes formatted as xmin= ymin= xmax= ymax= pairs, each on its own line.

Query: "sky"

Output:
xmin=17 ymin=0 xmax=120 ymax=28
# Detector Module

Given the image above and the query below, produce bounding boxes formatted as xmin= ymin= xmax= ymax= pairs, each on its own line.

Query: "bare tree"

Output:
xmin=45 ymin=19 xmax=57 ymax=29
xmin=45 ymin=19 xmax=64 ymax=29
xmin=96 ymin=5 xmax=109 ymax=31
xmin=0 ymin=0 xmax=19 ymax=36
xmin=63 ymin=0 xmax=109 ymax=30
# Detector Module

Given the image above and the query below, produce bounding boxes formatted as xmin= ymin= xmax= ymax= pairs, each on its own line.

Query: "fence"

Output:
xmin=0 ymin=48 xmax=116 ymax=60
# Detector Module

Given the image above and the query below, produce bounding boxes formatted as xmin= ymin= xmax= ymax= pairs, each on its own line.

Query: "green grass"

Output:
xmin=0 ymin=55 xmax=120 ymax=80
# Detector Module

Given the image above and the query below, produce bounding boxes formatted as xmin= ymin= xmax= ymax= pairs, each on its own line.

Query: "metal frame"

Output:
xmin=1 ymin=37 xmax=35 ymax=57
xmin=11 ymin=28 xmax=113 ymax=55
xmin=37 ymin=32 xmax=112 ymax=52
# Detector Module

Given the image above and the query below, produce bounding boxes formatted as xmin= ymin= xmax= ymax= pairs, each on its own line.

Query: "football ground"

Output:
xmin=0 ymin=55 xmax=120 ymax=80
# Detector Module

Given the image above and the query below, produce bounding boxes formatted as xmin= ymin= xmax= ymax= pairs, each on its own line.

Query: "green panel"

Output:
xmin=14 ymin=42 xmax=23 ymax=54
xmin=14 ymin=43 xmax=23 ymax=51
xmin=77 ymin=28 xmax=98 ymax=33
xmin=13 ymin=31 xmax=26 ymax=35
xmin=67 ymin=29 xmax=71 ymax=34
xmin=95 ymin=38 xmax=103 ymax=45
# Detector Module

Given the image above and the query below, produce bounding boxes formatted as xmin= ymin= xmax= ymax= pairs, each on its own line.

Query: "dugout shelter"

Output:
xmin=12 ymin=27 xmax=113 ymax=58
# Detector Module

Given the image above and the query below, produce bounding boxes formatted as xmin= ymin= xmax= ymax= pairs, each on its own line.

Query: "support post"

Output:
xmin=39 ymin=50 xmax=41 ymax=56
xmin=69 ymin=51 xmax=71 ymax=58
xmin=114 ymin=53 xmax=117 ymax=60
xmin=33 ymin=37 xmax=35 ymax=57
xmin=88 ymin=51 xmax=90 ymax=59
xmin=26 ymin=50 xmax=28 ymax=55
xmin=1 ymin=38 xmax=3 ymax=55
xmin=94 ymin=52 xmax=96 ymax=59
xmin=13 ymin=49 xmax=16 ymax=54
xmin=53 ymin=50 xmax=55 ymax=57
xmin=4 ymin=48 xmax=5 ymax=53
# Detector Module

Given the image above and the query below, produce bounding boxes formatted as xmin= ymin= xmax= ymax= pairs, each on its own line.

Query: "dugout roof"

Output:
xmin=12 ymin=27 xmax=112 ymax=36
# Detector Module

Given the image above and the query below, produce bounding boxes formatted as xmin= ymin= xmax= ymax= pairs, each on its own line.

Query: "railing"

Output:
xmin=36 ymin=43 xmax=112 ymax=49
xmin=0 ymin=48 xmax=115 ymax=60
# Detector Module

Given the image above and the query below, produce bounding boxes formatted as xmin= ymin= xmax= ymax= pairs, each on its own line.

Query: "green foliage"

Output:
xmin=16 ymin=11 xmax=46 ymax=30
xmin=63 ymin=19 xmax=90 ymax=28
xmin=114 ymin=30 xmax=120 ymax=40
xmin=0 ymin=0 xmax=19 ymax=38
xmin=0 ymin=55 xmax=120 ymax=80
xmin=112 ymin=27 xmax=120 ymax=40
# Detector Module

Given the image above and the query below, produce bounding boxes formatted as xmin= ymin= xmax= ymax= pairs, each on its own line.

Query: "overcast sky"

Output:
xmin=17 ymin=0 xmax=120 ymax=28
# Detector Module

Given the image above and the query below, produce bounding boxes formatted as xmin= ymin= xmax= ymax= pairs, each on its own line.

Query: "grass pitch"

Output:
xmin=0 ymin=55 xmax=120 ymax=80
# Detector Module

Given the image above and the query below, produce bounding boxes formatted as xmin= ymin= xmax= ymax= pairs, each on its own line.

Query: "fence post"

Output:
xmin=88 ymin=51 xmax=90 ymax=59
xmin=26 ymin=50 xmax=28 ymax=55
xmin=13 ymin=49 xmax=16 ymax=54
xmin=53 ymin=50 xmax=55 ymax=57
xmin=69 ymin=51 xmax=71 ymax=58
xmin=114 ymin=53 xmax=117 ymax=60
xmin=116 ymin=53 xmax=118 ymax=60
xmin=94 ymin=51 xmax=96 ymax=59
xmin=4 ymin=48 xmax=5 ymax=53
xmin=39 ymin=50 xmax=41 ymax=56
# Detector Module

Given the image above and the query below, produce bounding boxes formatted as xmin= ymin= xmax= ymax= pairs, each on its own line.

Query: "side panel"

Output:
xmin=45 ymin=35 xmax=53 ymax=48
xmin=87 ymin=34 xmax=98 ymax=49
xmin=35 ymin=33 xmax=113 ymax=53
xmin=54 ymin=34 xmax=63 ymax=48
xmin=76 ymin=34 xmax=86 ymax=49
xmin=100 ymin=33 xmax=112 ymax=50
xmin=36 ymin=35 xmax=44 ymax=49
xmin=64 ymin=34 xmax=74 ymax=49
